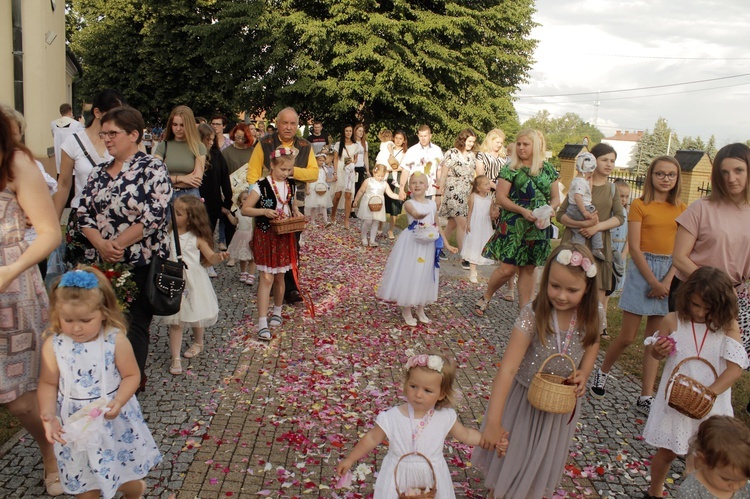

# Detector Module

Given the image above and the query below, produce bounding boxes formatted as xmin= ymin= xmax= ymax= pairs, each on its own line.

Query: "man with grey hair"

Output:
xmin=246 ymin=107 xmax=319 ymax=304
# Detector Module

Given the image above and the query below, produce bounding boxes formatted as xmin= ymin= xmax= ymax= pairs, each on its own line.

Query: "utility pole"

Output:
xmin=594 ymin=90 xmax=600 ymax=127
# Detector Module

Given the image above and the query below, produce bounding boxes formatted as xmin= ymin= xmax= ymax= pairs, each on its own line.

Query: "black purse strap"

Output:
xmin=169 ymin=204 xmax=183 ymax=263
xmin=73 ymin=133 xmax=98 ymax=169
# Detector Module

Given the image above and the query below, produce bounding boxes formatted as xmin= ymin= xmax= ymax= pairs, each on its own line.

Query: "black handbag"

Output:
xmin=146 ymin=204 xmax=186 ymax=316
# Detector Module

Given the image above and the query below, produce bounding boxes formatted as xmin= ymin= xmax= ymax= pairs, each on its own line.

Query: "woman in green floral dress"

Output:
xmin=474 ymin=129 xmax=560 ymax=316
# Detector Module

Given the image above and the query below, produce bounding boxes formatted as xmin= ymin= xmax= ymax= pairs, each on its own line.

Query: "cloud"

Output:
xmin=515 ymin=0 xmax=750 ymax=144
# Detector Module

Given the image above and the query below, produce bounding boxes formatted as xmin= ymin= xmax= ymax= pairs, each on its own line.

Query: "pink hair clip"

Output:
xmin=556 ymin=249 xmax=597 ymax=278
xmin=406 ymin=354 xmax=444 ymax=374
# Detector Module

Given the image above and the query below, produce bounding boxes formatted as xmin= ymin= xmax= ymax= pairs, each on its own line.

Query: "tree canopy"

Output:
xmin=521 ymin=110 xmax=604 ymax=167
xmin=68 ymin=0 xmax=537 ymax=146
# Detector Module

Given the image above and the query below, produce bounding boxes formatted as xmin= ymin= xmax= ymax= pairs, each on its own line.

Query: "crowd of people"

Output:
xmin=1 ymin=88 xmax=749 ymax=498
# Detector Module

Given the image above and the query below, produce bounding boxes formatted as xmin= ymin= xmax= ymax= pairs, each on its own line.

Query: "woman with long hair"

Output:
xmin=154 ymin=105 xmax=206 ymax=199
xmin=331 ymin=124 xmax=362 ymax=228
xmin=352 ymin=123 xmax=370 ymax=216
xmin=384 ymin=130 xmax=408 ymax=240
xmin=474 ymin=129 xmax=561 ymax=316
xmin=475 ymin=128 xmax=508 ymax=189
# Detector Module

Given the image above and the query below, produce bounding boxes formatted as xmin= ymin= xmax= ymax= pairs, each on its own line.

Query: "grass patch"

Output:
xmin=604 ymin=295 xmax=750 ymax=425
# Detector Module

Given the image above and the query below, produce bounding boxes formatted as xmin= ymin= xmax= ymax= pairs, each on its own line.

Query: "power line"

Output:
xmin=582 ymin=53 xmax=750 ymax=61
xmin=524 ymin=81 xmax=750 ymax=104
xmin=516 ymin=73 xmax=750 ymax=98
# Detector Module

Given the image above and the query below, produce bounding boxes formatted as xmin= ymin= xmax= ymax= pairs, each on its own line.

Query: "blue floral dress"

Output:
xmin=52 ymin=328 xmax=161 ymax=498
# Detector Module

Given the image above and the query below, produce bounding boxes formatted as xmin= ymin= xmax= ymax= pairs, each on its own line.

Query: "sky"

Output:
xmin=514 ymin=0 xmax=750 ymax=145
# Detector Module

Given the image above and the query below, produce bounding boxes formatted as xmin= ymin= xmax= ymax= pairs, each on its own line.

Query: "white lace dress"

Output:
xmin=643 ymin=318 xmax=749 ymax=455
xmin=373 ymin=406 xmax=457 ymax=498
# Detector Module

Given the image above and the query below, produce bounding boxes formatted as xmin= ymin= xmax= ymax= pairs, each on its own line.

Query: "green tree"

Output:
xmin=706 ymin=135 xmax=717 ymax=158
xmin=68 ymin=0 xmax=536 ymax=144
xmin=521 ymin=111 xmax=604 ymax=167
xmin=680 ymin=135 xmax=706 ymax=152
xmin=634 ymin=117 xmax=678 ymax=174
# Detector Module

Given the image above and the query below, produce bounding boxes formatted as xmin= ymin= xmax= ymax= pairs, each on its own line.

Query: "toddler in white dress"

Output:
xmin=353 ymin=164 xmax=400 ymax=246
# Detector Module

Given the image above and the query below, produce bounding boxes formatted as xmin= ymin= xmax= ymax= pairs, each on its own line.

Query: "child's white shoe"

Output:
xmin=401 ymin=307 xmax=417 ymax=327
xmin=239 ymin=272 xmax=249 ymax=283
xmin=362 ymin=237 xmax=368 ymax=247
xmin=416 ymin=306 xmax=432 ymax=324
xmin=469 ymin=270 xmax=478 ymax=283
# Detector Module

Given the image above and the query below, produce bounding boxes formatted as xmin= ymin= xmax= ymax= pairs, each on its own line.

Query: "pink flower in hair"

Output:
xmin=570 ymin=251 xmax=583 ymax=266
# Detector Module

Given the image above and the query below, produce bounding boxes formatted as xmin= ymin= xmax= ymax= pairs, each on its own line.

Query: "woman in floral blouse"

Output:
xmin=437 ymin=128 xmax=477 ymax=255
xmin=77 ymin=106 xmax=172 ymax=390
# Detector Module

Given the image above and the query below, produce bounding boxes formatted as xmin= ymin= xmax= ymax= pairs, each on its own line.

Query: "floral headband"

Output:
xmin=406 ymin=354 xmax=444 ymax=374
xmin=59 ymin=270 xmax=99 ymax=289
xmin=270 ymin=147 xmax=296 ymax=159
xmin=556 ymin=249 xmax=597 ymax=278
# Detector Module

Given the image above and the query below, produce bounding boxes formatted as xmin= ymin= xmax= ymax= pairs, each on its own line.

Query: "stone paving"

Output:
xmin=0 ymin=221 xmax=683 ymax=498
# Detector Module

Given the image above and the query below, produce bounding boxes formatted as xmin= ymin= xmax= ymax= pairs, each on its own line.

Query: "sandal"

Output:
xmin=183 ymin=343 xmax=203 ymax=359
xmin=269 ymin=314 xmax=283 ymax=327
xmin=44 ymin=471 xmax=63 ymax=496
xmin=473 ymin=296 xmax=489 ymax=317
xmin=501 ymin=290 xmax=515 ymax=302
xmin=246 ymin=274 xmax=255 ymax=286
xmin=257 ymin=327 xmax=272 ymax=341
xmin=169 ymin=358 xmax=182 ymax=375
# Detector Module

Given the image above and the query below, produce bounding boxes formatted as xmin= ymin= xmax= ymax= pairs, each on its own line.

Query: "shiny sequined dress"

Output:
xmin=377 ymin=199 xmax=439 ymax=306
xmin=473 ymin=303 xmax=604 ymax=499
xmin=373 ymin=406 xmax=457 ymax=498
xmin=0 ymin=188 xmax=49 ymax=403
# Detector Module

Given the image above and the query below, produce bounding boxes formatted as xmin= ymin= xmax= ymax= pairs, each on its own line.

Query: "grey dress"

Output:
xmin=677 ymin=472 xmax=750 ymax=498
xmin=473 ymin=303 xmax=605 ymax=499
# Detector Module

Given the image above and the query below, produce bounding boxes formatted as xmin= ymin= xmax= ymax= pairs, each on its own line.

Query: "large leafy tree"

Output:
xmin=68 ymin=0 xmax=536 ymax=145
xmin=521 ymin=110 xmax=604 ymax=167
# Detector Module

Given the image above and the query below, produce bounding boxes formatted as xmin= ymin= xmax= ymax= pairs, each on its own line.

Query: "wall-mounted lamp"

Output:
xmin=45 ymin=31 xmax=57 ymax=45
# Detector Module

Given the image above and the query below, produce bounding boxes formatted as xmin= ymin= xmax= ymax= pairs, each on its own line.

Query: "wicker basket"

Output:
xmin=394 ymin=452 xmax=436 ymax=498
xmin=314 ymin=183 xmax=328 ymax=195
xmin=527 ymin=353 xmax=577 ymax=414
xmin=666 ymin=356 xmax=717 ymax=419
xmin=368 ymin=196 xmax=384 ymax=212
xmin=270 ymin=215 xmax=307 ymax=235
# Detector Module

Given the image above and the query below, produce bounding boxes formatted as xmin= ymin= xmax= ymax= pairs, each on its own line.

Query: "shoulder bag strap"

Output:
xmin=73 ymin=133 xmax=98 ymax=169
xmin=170 ymin=204 xmax=183 ymax=262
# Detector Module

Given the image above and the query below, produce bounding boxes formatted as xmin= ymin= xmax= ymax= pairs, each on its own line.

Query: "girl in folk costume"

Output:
xmin=242 ymin=147 xmax=302 ymax=341
xmin=353 ymin=164 xmax=400 ymax=247
xmin=461 ymin=175 xmax=496 ymax=283
xmin=159 ymin=195 xmax=230 ymax=375
xmin=377 ymin=172 xmax=457 ymax=326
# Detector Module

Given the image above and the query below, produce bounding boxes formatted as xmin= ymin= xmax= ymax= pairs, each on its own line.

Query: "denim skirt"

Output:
xmin=618 ymin=252 xmax=672 ymax=316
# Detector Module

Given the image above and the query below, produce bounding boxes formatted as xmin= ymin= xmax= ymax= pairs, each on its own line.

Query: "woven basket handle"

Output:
xmin=393 ymin=451 xmax=436 ymax=495
xmin=536 ymin=353 xmax=577 ymax=378
xmin=665 ymin=356 xmax=718 ymax=400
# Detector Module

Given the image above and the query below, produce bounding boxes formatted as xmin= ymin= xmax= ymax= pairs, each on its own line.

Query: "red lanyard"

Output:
xmin=269 ymin=177 xmax=291 ymax=215
xmin=692 ymin=320 xmax=708 ymax=357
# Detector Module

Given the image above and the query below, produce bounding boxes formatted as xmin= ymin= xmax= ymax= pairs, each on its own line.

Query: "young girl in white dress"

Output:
xmin=377 ymin=172 xmax=457 ymax=326
xmin=353 ymin=164 xmax=399 ymax=247
xmin=306 ymin=151 xmax=333 ymax=227
xmin=643 ymin=267 xmax=748 ymax=499
xmin=474 ymin=244 xmax=603 ymax=499
xmin=38 ymin=267 xmax=161 ymax=499
xmin=226 ymin=191 xmax=256 ymax=285
xmin=336 ymin=353 xmax=504 ymax=498
xmin=461 ymin=175 xmax=495 ymax=283
xmin=159 ymin=195 xmax=230 ymax=375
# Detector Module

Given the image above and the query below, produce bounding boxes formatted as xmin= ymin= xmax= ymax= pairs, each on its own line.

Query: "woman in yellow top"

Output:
xmin=154 ymin=105 xmax=206 ymax=199
xmin=590 ymin=156 xmax=687 ymax=414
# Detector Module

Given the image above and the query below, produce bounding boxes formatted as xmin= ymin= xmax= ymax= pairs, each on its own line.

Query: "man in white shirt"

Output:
xmin=399 ymin=124 xmax=443 ymax=202
xmin=51 ymin=103 xmax=84 ymax=174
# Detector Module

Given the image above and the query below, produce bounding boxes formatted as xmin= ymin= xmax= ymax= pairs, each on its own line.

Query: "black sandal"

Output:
xmin=257 ymin=328 xmax=272 ymax=341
